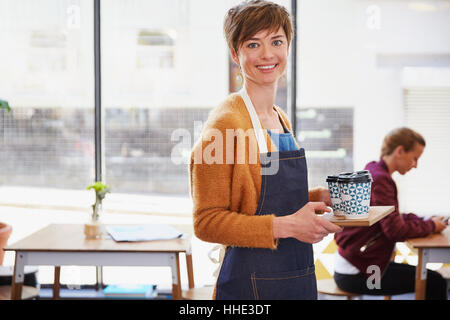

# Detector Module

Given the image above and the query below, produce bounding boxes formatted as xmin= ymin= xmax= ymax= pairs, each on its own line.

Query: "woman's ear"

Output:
xmin=230 ymin=48 xmax=240 ymax=66
xmin=393 ymin=145 xmax=405 ymax=157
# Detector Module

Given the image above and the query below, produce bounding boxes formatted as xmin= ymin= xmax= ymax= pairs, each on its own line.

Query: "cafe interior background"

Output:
xmin=0 ymin=0 xmax=449 ymax=298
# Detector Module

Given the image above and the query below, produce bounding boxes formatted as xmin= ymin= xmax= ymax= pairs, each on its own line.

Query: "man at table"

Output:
xmin=334 ymin=127 xmax=448 ymax=300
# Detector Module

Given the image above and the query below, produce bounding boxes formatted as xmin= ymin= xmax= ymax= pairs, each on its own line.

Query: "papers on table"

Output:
xmin=103 ymin=284 xmax=157 ymax=298
xmin=105 ymin=224 xmax=183 ymax=242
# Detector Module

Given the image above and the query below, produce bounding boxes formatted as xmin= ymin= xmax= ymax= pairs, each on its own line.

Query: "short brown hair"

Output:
xmin=381 ymin=127 xmax=426 ymax=157
xmin=223 ymin=0 xmax=293 ymax=53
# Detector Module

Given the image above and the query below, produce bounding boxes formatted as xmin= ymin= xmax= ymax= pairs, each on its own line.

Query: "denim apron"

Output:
xmin=215 ymin=88 xmax=317 ymax=300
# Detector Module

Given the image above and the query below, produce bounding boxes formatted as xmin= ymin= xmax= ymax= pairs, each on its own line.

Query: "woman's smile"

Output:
xmin=256 ymin=63 xmax=279 ymax=72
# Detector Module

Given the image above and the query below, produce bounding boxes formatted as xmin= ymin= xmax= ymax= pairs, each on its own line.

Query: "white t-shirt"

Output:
xmin=333 ymin=251 xmax=360 ymax=275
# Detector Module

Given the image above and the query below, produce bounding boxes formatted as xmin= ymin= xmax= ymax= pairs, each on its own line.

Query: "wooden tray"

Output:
xmin=322 ymin=206 xmax=395 ymax=227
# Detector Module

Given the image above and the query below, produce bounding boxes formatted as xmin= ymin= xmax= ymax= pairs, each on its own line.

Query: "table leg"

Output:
xmin=171 ymin=253 xmax=182 ymax=300
xmin=53 ymin=266 xmax=61 ymax=300
xmin=414 ymin=248 xmax=427 ymax=300
xmin=11 ymin=252 xmax=25 ymax=300
xmin=96 ymin=266 xmax=103 ymax=291
xmin=186 ymin=253 xmax=195 ymax=289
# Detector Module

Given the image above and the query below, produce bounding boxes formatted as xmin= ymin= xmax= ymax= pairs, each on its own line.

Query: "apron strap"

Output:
xmin=273 ymin=105 xmax=301 ymax=150
xmin=239 ymin=88 xmax=268 ymax=154
xmin=208 ymin=244 xmax=227 ymax=278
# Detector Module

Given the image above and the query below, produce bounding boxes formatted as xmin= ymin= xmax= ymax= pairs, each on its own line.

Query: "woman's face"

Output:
xmin=396 ymin=143 xmax=425 ymax=175
xmin=231 ymin=27 xmax=289 ymax=87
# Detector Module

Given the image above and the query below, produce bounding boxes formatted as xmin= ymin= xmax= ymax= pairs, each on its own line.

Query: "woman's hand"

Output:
xmin=431 ymin=216 xmax=448 ymax=233
xmin=273 ymin=202 xmax=343 ymax=244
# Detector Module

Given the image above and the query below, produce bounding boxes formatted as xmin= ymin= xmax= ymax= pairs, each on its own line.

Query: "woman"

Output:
xmin=334 ymin=127 xmax=448 ymax=300
xmin=189 ymin=0 xmax=341 ymax=300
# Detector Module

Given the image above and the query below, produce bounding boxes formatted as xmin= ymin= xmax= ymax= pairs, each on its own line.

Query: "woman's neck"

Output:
xmin=245 ymin=81 xmax=278 ymax=117
xmin=382 ymin=154 xmax=396 ymax=175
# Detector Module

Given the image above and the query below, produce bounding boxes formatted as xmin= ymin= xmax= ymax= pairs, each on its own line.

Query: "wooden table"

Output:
xmin=406 ymin=226 xmax=450 ymax=300
xmin=4 ymin=224 xmax=195 ymax=300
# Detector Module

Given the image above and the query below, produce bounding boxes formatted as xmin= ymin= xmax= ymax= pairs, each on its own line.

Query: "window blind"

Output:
xmin=400 ymin=87 xmax=450 ymax=216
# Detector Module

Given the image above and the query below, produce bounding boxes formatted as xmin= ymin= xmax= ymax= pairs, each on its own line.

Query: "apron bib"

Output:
xmin=215 ymin=88 xmax=317 ymax=300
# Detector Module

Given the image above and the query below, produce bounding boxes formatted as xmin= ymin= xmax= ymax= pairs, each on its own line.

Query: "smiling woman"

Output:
xmin=189 ymin=0 xmax=341 ymax=300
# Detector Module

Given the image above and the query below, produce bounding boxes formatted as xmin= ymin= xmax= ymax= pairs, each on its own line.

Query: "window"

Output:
xmin=0 ymin=0 xmax=95 ymax=190
xmin=102 ymin=0 xmax=233 ymax=196
xmin=137 ymin=29 xmax=175 ymax=69
xmin=2 ymin=0 xmax=265 ymax=288
xmin=297 ymin=108 xmax=353 ymax=188
xmin=402 ymin=68 xmax=450 ymax=215
xmin=102 ymin=0 xmax=290 ymax=196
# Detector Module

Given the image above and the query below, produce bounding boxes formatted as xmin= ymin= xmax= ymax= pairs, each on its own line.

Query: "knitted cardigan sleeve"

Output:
xmin=189 ymin=103 xmax=277 ymax=249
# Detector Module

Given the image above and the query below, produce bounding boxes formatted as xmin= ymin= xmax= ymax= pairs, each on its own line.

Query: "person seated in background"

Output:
xmin=334 ymin=127 xmax=448 ymax=300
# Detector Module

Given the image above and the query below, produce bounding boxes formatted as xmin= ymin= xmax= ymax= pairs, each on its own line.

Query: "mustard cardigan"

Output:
xmin=189 ymin=93 xmax=322 ymax=249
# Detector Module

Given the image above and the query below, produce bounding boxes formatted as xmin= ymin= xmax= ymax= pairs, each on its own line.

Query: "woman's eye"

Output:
xmin=273 ymin=40 xmax=283 ymax=46
xmin=248 ymin=42 xmax=259 ymax=48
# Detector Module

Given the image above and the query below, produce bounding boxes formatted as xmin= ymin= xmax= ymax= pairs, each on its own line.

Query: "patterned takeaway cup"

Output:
xmin=326 ymin=175 xmax=344 ymax=216
xmin=335 ymin=172 xmax=353 ymax=216
xmin=338 ymin=171 xmax=372 ymax=219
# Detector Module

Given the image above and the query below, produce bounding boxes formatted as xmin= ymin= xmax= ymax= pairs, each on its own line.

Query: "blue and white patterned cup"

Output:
xmin=338 ymin=171 xmax=372 ymax=219
xmin=326 ymin=175 xmax=344 ymax=216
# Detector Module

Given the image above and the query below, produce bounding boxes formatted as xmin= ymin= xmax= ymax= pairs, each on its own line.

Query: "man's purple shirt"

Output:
xmin=334 ymin=158 xmax=435 ymax=276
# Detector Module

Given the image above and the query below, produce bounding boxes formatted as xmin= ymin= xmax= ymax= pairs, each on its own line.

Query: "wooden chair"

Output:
xmin=0 ymin=285 xmax=39 ymax=300
xmin=182 ymin=285 xmax=214 ymax=300
xmin=317 ymin=278 xmax=391 ymax=300
xmin=317 ymin=278 xmax=360 ymax=300
xmin=436 ymin=265 xmax=450 ymax=280
xmin=0 ymin=266 xmax=40 ymax=300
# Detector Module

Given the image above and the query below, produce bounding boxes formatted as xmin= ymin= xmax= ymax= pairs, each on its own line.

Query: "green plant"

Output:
xmin=0 ymin=99 xmax=11 ymax=113
xmin=87 ymin=181 xmax=110 ymax=221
